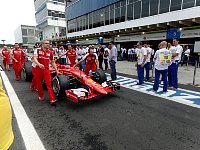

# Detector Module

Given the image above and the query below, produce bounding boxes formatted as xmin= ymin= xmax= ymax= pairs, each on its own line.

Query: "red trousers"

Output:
xmin=35 ymin=67 xmax=55 ymax=101
xmin=85 ymin=63 xmax=96 ymax=75
xmin=12 ymin=61 xmax=22 ymax=80
xmin=31 ymin=67 xmax=37 ymax=89
xmin=3 ymin=58 xmax=10 ymax=66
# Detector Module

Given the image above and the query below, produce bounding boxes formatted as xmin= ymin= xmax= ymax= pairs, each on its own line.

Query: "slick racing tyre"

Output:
xmin=92 ymin=69 xmax=107 ymax=84
xmin=52 ymin=75 xmax=70 ymax=97
xmin=23 ymin=61 xmax=32 ymax=81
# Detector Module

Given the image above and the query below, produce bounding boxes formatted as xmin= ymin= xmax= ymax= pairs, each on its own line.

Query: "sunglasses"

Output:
xmin=44 ymin=43 xmax=50 ymax=44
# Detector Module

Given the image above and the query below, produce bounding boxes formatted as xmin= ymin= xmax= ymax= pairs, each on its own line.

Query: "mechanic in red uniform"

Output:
xmin=74 ymin=48 xmax=98 ymax=75
xmin=60 ymin=44 xmax=77 ymax=67
xmin=33 ymin=40 xmax=58 ymax=105
xmin=11 ymin=43 xmax=23 ymax=80
xmin=21 ymin=47 xmax=28 ymax=65
xmin=1 ymin=46 xmax=10 ymax=71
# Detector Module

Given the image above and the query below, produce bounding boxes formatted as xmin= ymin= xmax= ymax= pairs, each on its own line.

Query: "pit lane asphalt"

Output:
xmin=4 ymin=70 xmax=200 ymax=150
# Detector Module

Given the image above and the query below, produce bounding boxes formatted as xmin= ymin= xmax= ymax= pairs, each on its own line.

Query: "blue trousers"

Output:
xmin=168 ymin=62 xmax=179 ymax=89
xmin=153 ymin=69 xmax=168 ymax=92
xmin=145 ymin=62 xmax=150 ymax=81
xmin=109 ymin=60 xmax=116 ymax=80
xmin=137 ymin=65 xmax=144 ymax=84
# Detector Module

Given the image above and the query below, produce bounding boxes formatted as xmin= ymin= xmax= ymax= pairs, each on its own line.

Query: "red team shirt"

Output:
xmin=83 ymin=53 xmax=98 ymax=64
xmin=66 ymin=49 xmax=76 ymax=67
xmin=34 ymin=48 xmax=53 ymax=69
xmin=12 ymin=48 xmax=23 ymax=62
xmin=2 ymin=49 xmax=10 ymax=60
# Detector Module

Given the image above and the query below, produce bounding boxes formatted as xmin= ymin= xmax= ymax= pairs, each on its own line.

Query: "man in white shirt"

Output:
xmin=144 ymin=43 xmax=152 ymax=81
xmin=181 ymin=45 xmax=190 ymax=66
xmin=168 ymin=39 xmax=183 ymax=90
xmin=135 ymin=42 xmax=147 ymax=85
xmin=128 ymin=48 xmax=132 ymax=61
xmin=153 ymin=41 xmax=172 ymax=93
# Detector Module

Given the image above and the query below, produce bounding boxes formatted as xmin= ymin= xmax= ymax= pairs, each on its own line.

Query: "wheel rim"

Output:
xmin=52 ymin=77 xmax=60 ymax=96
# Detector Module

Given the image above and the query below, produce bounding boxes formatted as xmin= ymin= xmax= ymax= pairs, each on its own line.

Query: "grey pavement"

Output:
xmin=115 ymin=60 xmax=200 ymax=86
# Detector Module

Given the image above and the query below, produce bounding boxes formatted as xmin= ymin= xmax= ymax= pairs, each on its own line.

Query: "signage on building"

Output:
xmin=181 ymin=29 xmax=200 ymax=38
xmin=114 ymin=32 xmax=166 ymax=42
xmin=167 ymin=28 xmax=181 ymax=39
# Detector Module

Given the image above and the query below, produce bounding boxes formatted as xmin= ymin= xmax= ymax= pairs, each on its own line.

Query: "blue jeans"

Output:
xmin=153 ymin=69 xmax=168 ymax=92
xmin=137 ymin=65 xmax=144 ymax=84
xmin=109 ymin=60 xmax=116 ymax=80
xmin=168 ymin=61 xmax=179 ymax=89
xmin=145 ymin=62 xmax=150 ymax=81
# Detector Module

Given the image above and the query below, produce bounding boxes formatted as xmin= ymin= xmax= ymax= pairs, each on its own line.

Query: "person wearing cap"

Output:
xmin=153 ymin=41 xmax=172 ymax=93
xmin=1 ymin=46 xmax=10 ymax=71
xmin=33 ymin=40 xmax=58 ymax=105
xmin=74 ymin=48 xmax=98 ymax=75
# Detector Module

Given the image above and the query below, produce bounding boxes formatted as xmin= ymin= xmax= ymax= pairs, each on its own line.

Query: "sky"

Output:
xmin=0 ymin=0 xmax=36 ymax=44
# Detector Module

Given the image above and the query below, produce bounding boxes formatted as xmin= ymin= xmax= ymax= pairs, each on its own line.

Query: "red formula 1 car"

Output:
xmin=23 ymin=60 xmax=120 ymax=103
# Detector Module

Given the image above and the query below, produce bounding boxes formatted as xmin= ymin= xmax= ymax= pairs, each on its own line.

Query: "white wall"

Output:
xmin=46 ymin=2 xmax=65 ymax=12
xmin=67 ymin=6 xmax=200 ymax=38
xmin=14 ymin=26 xmax=23 ymax=43
xmin=48 ymin=18 xmax=66 ymax=27
xmin=43 ymin=26 xmax=55 ymax=39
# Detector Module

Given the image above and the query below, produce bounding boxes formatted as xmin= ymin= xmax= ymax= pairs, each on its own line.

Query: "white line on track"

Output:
xmin=0 ymin=69 xmax=45 ymax=150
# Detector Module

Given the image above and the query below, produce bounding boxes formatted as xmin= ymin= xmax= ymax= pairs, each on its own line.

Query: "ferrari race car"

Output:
xmin=23 ymin=60 xmax=120 ymax=103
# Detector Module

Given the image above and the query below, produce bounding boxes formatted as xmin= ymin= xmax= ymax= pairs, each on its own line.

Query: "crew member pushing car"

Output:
xmin=74 ymin=48 xmax=98 ymax=75
xmin=60 ymin=44 xmax=77 ymax=67
xmin=33 ymin=40 xmax=58 ymax=105
xmin=11 ymin=43 xmax=23 ymax=81
xmin=1 ymin=46 xmax=10 ymax=71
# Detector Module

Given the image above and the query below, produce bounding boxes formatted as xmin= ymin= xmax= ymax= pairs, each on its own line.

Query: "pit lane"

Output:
xmin=2 ymin=69 xmax=200 ymax=150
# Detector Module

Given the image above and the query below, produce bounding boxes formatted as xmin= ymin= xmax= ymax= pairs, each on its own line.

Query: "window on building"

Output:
xmin=159 ymin=0 xmax=170 ymax=14
xmin=182 ymin=0 xmax=195 ymax=9
xmin=141 ymin=0 xmax=150 ymax=17
xmin=134 ymin=1 xmax=141 ymax=19
xmin=28 ymin=29 xmax=34 ymax=36
xmin=129 ymin=0 xmax=137 ymax=4
xmin=23 ymin=37 xmax=28 ymax=44
xmin=150 ymin=0 xmax=159 ymax=16
xmin=115 ymin=7 xmax=120 ymax=23
xmin=170 ymin=0 xmax=182 ymax=11
xmin=48 ymin=10 xmax=51 ymax=16
xmin=89 ymin=13 xmax=93 ymax=29
xmin=121 ymin=0 xmax=126 ymax=6
xmin=127 ymin=3 xmax=133 ymax=20
xmin=105 ymin=7 xmax=110 ymax=25
xmin=120 ymin=5 xmax=126 ymax=22
xmin=55 ymin=11 xmax=59 ymax=17
xmin=110 ymin=9 xmax=114 ymax=24
xmin=197 ymin=0 xmax=200 ymax=6
xmin=22 ymin=29 xmax=27 ymax=36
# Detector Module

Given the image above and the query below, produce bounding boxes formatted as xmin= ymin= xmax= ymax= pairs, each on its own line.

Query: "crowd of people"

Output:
xmin=126 ymin=39 xmax=183 ymax=92
xmin=0 ymin=40 xmax=118 ymax=106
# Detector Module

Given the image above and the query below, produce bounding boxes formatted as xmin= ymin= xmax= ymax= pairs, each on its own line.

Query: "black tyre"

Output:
xmin=23 ymin=61 xmax=32 ymax=81
xmin=52 ymin=75 xmax=70 ymax=97
xmin=92 ymin=69 xmax=107 ymax=84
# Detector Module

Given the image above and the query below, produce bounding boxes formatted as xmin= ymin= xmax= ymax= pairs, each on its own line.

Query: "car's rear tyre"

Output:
xmin=52 ymin=75 xmax=70 ymax=97
xmin=23 ymin=61 xmax=32 ymax=81
xmin=92 ymin=69 xmax=107 ymax=84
